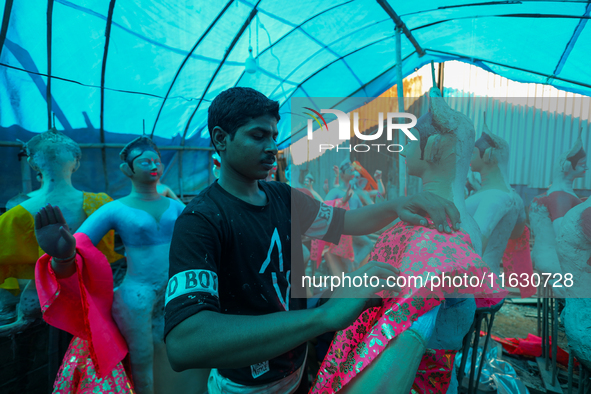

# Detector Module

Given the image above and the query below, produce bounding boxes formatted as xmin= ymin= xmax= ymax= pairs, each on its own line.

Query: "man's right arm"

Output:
xmin=166 ymin=307 xmax=325 ymax=370
xmin=165 ymin=262 xmax=399 ymax=372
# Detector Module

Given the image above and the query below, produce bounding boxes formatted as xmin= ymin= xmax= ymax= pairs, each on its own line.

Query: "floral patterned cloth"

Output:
xmin=53 ymin=337 xmax=134 ymax=393
xmin=501 ymin=226 xmax=536 ymax=298
xmin=411 ymin=349 xmax=457 ymax=394
xmin=36 ymin=233 xmax=130 ymax=389
xmin=310 ymin=199 xmax=354 ymax=268
xmin=311 ymin=220 xmax=506 ymax=394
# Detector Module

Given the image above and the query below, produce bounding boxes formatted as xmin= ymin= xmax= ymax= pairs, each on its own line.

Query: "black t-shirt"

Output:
xmin=164 ymin=180 xmax=345 ymax=386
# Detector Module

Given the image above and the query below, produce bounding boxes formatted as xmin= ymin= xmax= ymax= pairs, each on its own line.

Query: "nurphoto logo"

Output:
xmin=305 ymin=109 xmax=418 ymax=153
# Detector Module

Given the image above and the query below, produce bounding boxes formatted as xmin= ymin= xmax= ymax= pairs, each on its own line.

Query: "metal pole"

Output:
xmin=568 ymin=351 xmax=574 ymax=394
xmin=475 ymin=313 xmax=496 ymax=388
xmin=19 ymin=152 xmax=32 ymax=194
xmin=537 ymin=287 xmax=541 ymax=336
xmin=0 ymin=141 xmax=215 ymax=150
xmin=396 ymin=25 xmax=406 ymax=197
xmin=469 ymin=313 xmax=484 ymax=394
xmin=552 ymin=296 xmax=559 ymax=385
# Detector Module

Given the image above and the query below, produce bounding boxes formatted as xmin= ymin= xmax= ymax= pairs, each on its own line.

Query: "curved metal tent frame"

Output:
xmin=1 ymin=0 xmax=591 ymax=201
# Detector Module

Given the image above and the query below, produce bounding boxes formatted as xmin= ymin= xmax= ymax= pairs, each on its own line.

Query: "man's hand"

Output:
xmin=35 ymin=204 xmax=76 ymax=259
xmin=374 ymin=170 xmax=382 ymax=180
xmin=319 ymin=261 xmax=400 ymax=332
xmin=394 ymin=191 xmax=461 ymax=233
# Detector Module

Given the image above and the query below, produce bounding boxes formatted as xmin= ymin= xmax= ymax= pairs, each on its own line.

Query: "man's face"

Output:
xmin=470 ymin=147 xmax=485 ymax=172
xmin=131 ymin=150 xmax=162 ymax=184
xmin=223 ymin=114 xmax=279 ymax=181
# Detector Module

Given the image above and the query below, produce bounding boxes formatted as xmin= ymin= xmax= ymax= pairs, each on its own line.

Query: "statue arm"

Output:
xmin=76 ymin=202 xmax=116 ymax=246
xmin=325 ymin=188 xmax=343 ymax=202
xmin=164 ymin=185 xmax=185 ymax=204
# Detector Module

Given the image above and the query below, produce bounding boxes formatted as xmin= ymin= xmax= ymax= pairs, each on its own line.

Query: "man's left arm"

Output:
xmin=343 ymin=192 xmax=461 ymax=236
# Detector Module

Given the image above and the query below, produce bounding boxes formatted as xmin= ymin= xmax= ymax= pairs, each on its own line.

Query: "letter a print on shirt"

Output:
xmin=259 ymin=228 xmax=290 ymax=311
xmin=259 ymin=228 xmax=284 ymax=274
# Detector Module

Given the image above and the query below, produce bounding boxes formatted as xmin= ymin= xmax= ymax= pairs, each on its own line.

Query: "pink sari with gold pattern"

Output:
xmin=36 ymin=233 xmax=134 ymax=393
xmin=311 ymin=221 xmax=506 ymax=394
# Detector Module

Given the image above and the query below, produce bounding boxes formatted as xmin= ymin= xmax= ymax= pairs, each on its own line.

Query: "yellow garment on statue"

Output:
xmin=82 ymin=192 xmax=123 ymax=264
xmin=0 ymin=192 xmax=123 ymax=289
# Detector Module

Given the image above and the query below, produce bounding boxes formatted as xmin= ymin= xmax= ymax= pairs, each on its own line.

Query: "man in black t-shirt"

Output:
xmin=165 ymin=87 xmax=461 ymax=394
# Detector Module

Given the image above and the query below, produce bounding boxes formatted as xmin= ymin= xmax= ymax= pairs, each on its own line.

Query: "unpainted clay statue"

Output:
xmin=303 ymin=173 xmax=324 ymax=202
xmin=529 ymin=131 xmax=586 ymax=278
xmin=157 ymin=180 xmax=184 ymax=205
xmin=35 ymin=137 xmax=209 ymax=394
xmin=466 ymin=121 xmax=534 ymax=296
xmin=0 ymin=130 xmax=120 ymax=334
xmin=5 ymin=172 xmax=44 ymax=211
xmin=556 ymin=199 xmax=591 ymax=369
xmin=312 ymin=89 xmax=506 ymax=394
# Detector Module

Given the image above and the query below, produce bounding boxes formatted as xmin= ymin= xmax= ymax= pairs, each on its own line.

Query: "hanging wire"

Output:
xmin=259 ymin=18 xmax=287 ymax=101
xmin=256 ymin=14 xmax=259 ymax=57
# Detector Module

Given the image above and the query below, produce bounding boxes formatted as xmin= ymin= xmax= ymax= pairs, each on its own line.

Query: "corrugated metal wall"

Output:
xmin=288 ymin=62 xmax=591 ymax=195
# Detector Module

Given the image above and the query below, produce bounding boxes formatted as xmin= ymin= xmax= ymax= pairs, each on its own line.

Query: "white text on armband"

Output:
xmin=165 ymin=269 xmax=219 ymax=306
xmin=304 ymin=203 xmax=334 ymax=239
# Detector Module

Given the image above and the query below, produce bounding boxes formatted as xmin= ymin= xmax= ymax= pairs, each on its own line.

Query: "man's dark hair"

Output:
xmin=207 ymin=87 xmax=280 ymax=152
xmin=120 ymin=136 xmax=161 ymax=172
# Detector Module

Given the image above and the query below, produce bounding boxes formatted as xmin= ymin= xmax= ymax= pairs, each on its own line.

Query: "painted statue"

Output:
xmin=556 ymin=198 xmax=591 ymax=370
xmin=156 ymin=180 xmax=184 ymax=204
xmin=0 ymin=129 xmax=121 ymax=334
xmin=325 ymin=160 xmax=374 ymax=266
xmin=303 ymin=173 xmax=324 ymax=202
xmin=34 ymin=137 xmax=209 ymax=394
xmin=466 ymin=120 xmax=535 ymax=297
xmin=529 ymin=130 xmax=586 ymax=280
xmin=311 ymin=89 xmax=506 ymax=394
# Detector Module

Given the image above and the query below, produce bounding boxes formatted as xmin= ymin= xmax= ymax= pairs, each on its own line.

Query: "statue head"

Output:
xmin=26 ymin=129 xmax=81 ymax=175
xmin=402 ymin=88 xmax=475 ymax=188
xmin=470 ymin=118 xmax=510 ymax=178
xmin=339 ymin=159 xmax=354 ymax=181
xmin=554 ymin=129 xmax=587 ymax=181
xmin=119 ymin=136 xmax=162 ymax=183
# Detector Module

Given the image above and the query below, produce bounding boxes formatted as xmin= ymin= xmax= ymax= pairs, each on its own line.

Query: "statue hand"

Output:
xmin=342 ymin=185 xmax=353 ymax=204
xmin=333 ymin=165 xmax=339 ymax=176
xmin=34 ymin=204 xmax=76 ymax=259
xmin=374 ymin=169 xmax=382 ymax=180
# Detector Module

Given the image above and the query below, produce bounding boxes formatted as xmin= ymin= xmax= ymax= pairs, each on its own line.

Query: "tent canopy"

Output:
xmin=1 ymin=0 xmax=590 ymax=149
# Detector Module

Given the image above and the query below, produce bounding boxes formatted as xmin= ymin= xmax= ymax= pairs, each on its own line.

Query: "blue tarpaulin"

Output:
xmin=1 ymin=0 xmax=590 ymax=201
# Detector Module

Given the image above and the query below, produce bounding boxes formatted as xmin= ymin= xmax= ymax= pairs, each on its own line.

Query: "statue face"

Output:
xmin=131 ymin=150 xmax=162 ymax=184
xmin=572 ymin=156 xmax=588 ymax=179
xmin=340 ymin=162 xmax=354 ymax=181
xmin=400 ymin=128 xmax=425 ymax=177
